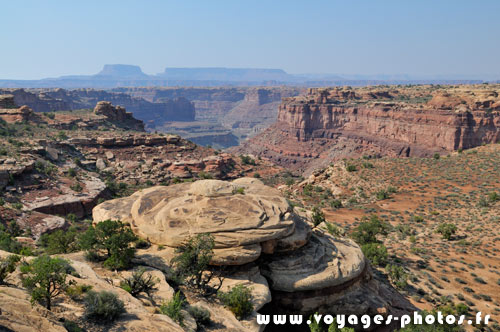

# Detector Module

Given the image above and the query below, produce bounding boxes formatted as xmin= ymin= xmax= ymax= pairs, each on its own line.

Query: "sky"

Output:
xmin=1 ymin=0 xmax=499 ymax=80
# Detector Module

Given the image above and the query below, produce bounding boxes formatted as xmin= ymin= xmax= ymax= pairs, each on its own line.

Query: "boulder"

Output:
xmin=93 ymin=179 xmax=297 ymax=263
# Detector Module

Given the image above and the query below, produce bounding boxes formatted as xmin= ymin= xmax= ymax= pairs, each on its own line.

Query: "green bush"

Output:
xmin=362 ymin=162 xmax=374 ymax=169
xmin=351 ymin=215 xmax=390 ymax=245
xmin=198 ymin=171 xmax=213 ymax=179
xmin=435 ymin=223 xmax=457 ymax=240
xmin=159 ymin=291 xmax=185 ymax=325
xmin=66 ymin=283 xmax=93 ymax=301
xmin=312 ymin=206 xmax=325 ymax=227
xmin=170 ymin=233 xmax=221 ymax=296
xmin=386 ymin=264 xmax=408 ymax=289
xmin=0 ymin=225 xmax=23 ymax=253
xmin=233 ymin=187 xmax=245 ymax=195
xmin=361 ymin=243 xmax=388 ymax=266
xmin=67 ymin=168 xmax=77 ymax=177
xmin=488 ymin=191 xmax=499 ymax=202
xmin=330 ymin=199 xmax=342 ymax=209
xmin=346 ymin=164 xmax=357 ymax=172
xmin=188 ymin=305 xmax=211 ymax=326
xmin=433 ymin=153 xmax=440 ymax=160
xmin=63 ymin=320 xmax=83 ymax=332
xmin=79 ymin=219 xmax=137 ymax=270
xmin=218 ymin=284 xmax=253 ymax=320
xmin=325 ymin=223 xmax=344 ymax=237
xmin=70 ymin=182 xmax=83 ymax=192
xmin=40 ymin=228 xmax=79 ymax=254
xmin=20 ymin=255 xmax=69 ymax=310
xmin=0 ymin=255 xmax=21 ymax=284
xmin=376 ymin=189 xmax=390 ymax=200
xmin=240 ymin=155 xmax=256 ymax=165
xmin=120 ymin=268 xmax=158 ymax=298
xmin=84 ymin=290 xmax=125 ymax=322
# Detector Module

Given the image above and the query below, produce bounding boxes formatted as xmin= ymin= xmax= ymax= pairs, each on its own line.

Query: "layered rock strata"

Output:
xmin=236 ymin=85 xmax=500 ymax=174
xmin=92 ymin=178 xmax=414 ymax=321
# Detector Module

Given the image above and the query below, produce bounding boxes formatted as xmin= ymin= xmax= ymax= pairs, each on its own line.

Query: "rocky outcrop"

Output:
xmin=0 ymin=95 xmax=38 ymax=123
xmin=236 ymin=85 xmax=500 ymax=173
xmin=22 ymin=175 xmax=108 ymax=218
xmin=92 ymin=178 xmax=414 ymax=321
xmin=93 ymin=101 xmax=145 ymax=131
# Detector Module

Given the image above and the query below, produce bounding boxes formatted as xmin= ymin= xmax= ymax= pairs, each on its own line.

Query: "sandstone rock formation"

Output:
xmin=94 ymin=101 xmax=145 ymax=131
xmin=235 ymin=84 xmax=500 ymax=174
xmin=0 ymin=95 xmax=38 ymax=123
xmin=93 ymin=178 xmax=414 ymax=321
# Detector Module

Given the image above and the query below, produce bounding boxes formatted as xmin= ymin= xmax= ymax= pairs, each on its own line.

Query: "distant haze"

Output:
xmin=1 ymin=1 xmax=499 ymax=80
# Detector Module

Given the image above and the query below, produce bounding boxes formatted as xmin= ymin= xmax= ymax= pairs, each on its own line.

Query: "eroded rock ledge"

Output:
xmin=93 ymin=178 xmax=415 ymax=321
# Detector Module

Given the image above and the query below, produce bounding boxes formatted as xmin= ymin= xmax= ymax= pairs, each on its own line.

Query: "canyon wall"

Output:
xmin=113 ymin=87 xmax=302 ymax=147
xmin=235 ymin=85 xmax=500 ymax=174
xmin=0 ymin=88 xmax=195 ymax=126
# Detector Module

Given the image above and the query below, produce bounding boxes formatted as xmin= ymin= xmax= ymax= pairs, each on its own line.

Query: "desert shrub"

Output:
xmin=63 ymin=320 xmax=83 ymax=332
xmin=346 ymin=164 xmax=357 ymax=172
xmin=66 ymin=283 xmax=93 ymax=301
xmin=67 ymin=168 xmax=77 ymax=177
xmin=330 ymin=199 xmax=343 ymax=209
xmin=376 ymin=189 xmax=390 ymax=200
xmin=84 ymin=290 xmax=125 ymax=322
xmin=0 ymin=225 xmax=23 ymax=253
xmin=433 ymin=153 xmax=440 ymax=160
xmin=135 ymin=238 xmax=150 ymax=249
xmin=40 ymin=228 xmax=79 ymax=254
xmin=436 ymin=223 xmax=457 ymax=240
xmin=188 ymin=305 xmax=211 ymax=326
xmin=325 ymin=222 xmax=344 ymax=237
xmin=233 ymin=187 xmax=245 ymax=195
xmin=0 ymin=255 xmax=21 ymax=284
xmin=253 ymin=172 xmax=261 ymax=178
xmin=79 ymin=219 xmax=137 ymax=270
xmin=120 ymin=268 xmax=158 ymax=298
xmin=361 ymin=243 xmax=388 ymax=266
xmin=170 ymin=233 xmax=222 ymax=296
xmin=412 ymin=215 xmax=424 ymax=223
xmin=312 ymin=206 xmax=325 ymax=227
xmin=362 ymin=162 xmax=374 ymax=169
xmin=218 ymin=284 xmax=253 ymax=320
xmin=478 ymin=197 xmax=489 ymax=207
xmin=240 ymin=155 xmax=256 ymax=165
xmin=198 ymin=171 xmax=213 ymax=179
xmin=20 ymin=255 xmax=69 ymax=310
xmin=159 ymin=291 xmax=185 ymax=325
xmin=351 ymin=215 xmax=390 ymax=245
xmin=488 ymin=191 xmax=499 ymax=202
xmin=386 ymin=264 xmax=408 ymax=289
xmin=34 ymin=160 xmax=57 ymax=177
xmin=70 ymin=182 xmax=83 ymax=192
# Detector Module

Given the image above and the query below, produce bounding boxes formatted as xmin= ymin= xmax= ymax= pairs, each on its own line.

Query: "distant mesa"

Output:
xmin=158 ymin=67 xmax=294 ymax=82
xmin=96 ymin=64 xmax=150 ymax=79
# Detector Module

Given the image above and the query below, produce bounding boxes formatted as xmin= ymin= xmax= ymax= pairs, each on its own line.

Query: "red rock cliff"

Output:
xmin=236 ymin=85 xmax=500 ymax=173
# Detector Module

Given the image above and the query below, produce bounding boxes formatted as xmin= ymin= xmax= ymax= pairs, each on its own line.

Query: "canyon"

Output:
xmin=236 ymin=84 xmax=500 ymax=174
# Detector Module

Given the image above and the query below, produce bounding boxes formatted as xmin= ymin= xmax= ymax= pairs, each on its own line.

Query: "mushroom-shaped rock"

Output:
xmin=93 ymin=179 xmax=300 ymax=265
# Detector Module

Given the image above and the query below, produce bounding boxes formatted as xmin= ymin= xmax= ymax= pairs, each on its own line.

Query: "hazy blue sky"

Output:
xmin=1 ymin=0 xmax=499 ymax=79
